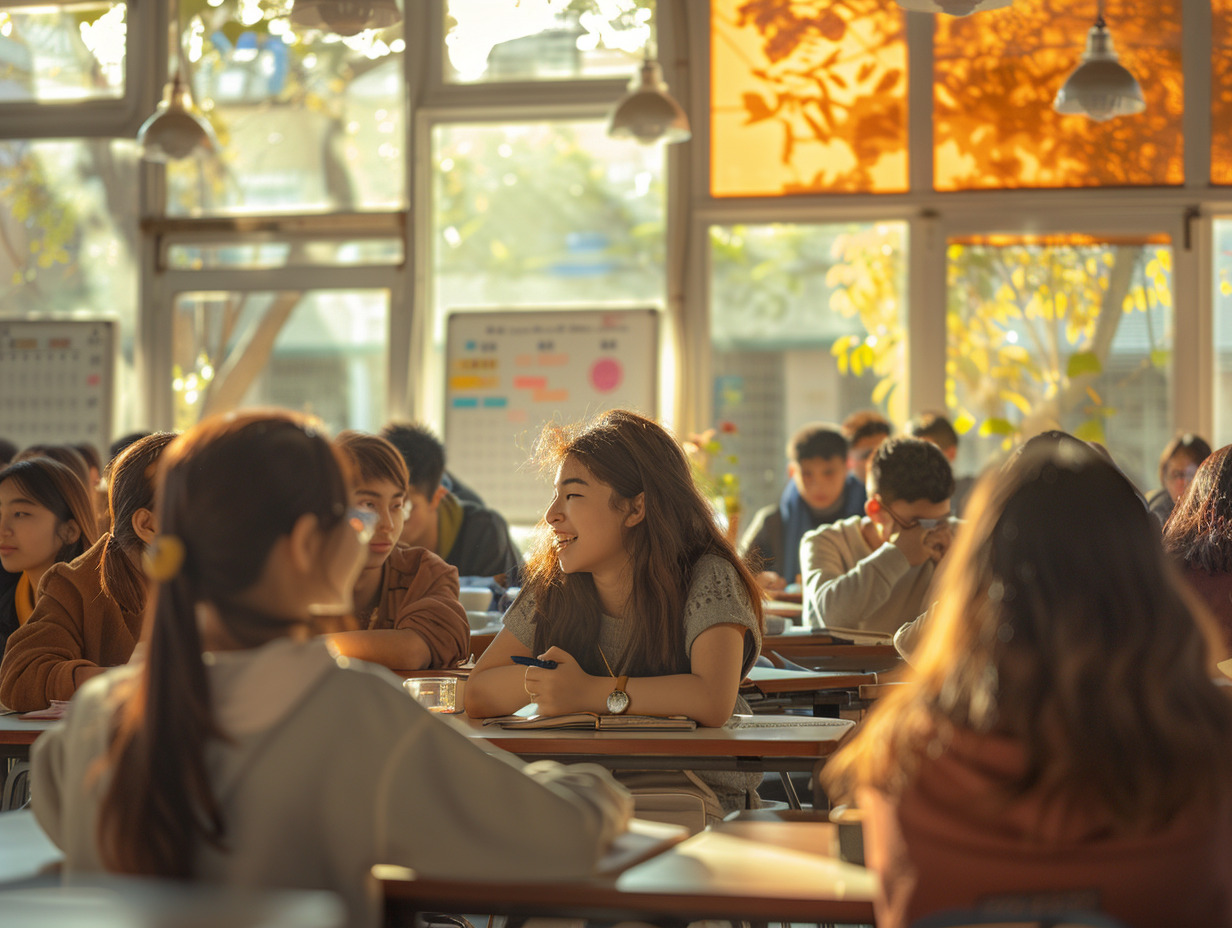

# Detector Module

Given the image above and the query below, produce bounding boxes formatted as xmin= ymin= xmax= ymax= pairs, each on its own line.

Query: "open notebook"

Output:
xmin=483 ymin=712 xmax=698 ymax=731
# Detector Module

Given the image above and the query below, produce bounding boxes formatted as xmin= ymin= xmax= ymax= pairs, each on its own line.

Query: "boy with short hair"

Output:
xmin=380 ymin=422 xmax=523 ymax=584
xmin=328 ymin=431 xmax=469 ymax=670
xmin=740 ymin=422 xmax=865 ymax=589
xmin=843 ymin=410 xmax=893 ymax=485
xmin=907 ymin=410 xmax=976 ymax=516
xmin=802 ymin=436 xmax=955 ymax=634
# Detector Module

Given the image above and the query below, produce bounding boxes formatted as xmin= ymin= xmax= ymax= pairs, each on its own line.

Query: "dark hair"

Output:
xmin=109 ymin=431 xmax=152 ymax=464
xmin=100 ymin=433 xmax=177 ymax=617
xmin=842 ymin=410 xmax=892 ymax=445
xmin=72 ymin=442 xmax=101 ymax=476
xmin=824 ymin=444 xmax=1232 ymax=833
xmin=0 ymin=438 xmax=17 ymax=467
xmin=0 ymin=457 xmax=97 ymax=565
xmin=16 ymin=444 xmax=90 ymax=487
xmin=869 ymin=437 xmax=954 ymax=504
xmin=786 ymin=422 xmax=847 ymax=463
xmin=907 ymin=411 xmax=959 ymax=451
xmin=1158 ymin=433 xmax=1212 ymax=487
xmin=523 ymin=409 xmax=763 ymax=677
xmin=1163 ymin=445 xmax=1232 ymax=573
xmin=380 ymin=422 xmax=445 ymax=497
xmin=98 ymin=411 xmax=351 ymax=878
xmin=336 ymin=431 xmax=409 ymax=493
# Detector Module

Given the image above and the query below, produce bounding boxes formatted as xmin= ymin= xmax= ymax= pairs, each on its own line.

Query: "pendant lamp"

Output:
xmin=290 ymin=0 xmax=401 ymax=37
xmin=894 ymin=0 xmax=1011 ymax=15
xmin=137 ymin=14 xmax=216 ymax=161
xmin=607 ymin=55 xmax=690 ymax=145
xmin=1053 ymin=2 xmax=1145 ymax=122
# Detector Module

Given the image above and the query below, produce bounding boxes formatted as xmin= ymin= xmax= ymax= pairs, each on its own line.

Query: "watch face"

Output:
xmin=606 ymin=689 xmax=631 ymax=715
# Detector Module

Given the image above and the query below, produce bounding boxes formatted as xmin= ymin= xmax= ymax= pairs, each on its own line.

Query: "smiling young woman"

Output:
xmin=0 ymin=457 xmax=97 ymax=657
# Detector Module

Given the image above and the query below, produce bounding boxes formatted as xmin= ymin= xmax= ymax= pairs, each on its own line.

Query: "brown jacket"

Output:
xmin=860 ymin=728 xmax=1232 ymax=928
xmin=369 ymin=545 xmax=469 ymax=668
xmin=0 ymin=536 xmax=143 ymax=711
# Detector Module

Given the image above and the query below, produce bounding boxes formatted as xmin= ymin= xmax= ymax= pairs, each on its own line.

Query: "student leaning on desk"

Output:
xmin=29 ymin=411 xmax=632 ymax=928
xmin=465 ymin=409 xmax=766 ymax=822
xmin=822 ymin=442 xmax=1232 ymax=928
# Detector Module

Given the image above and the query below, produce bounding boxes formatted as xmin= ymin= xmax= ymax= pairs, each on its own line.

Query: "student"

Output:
xmin=0 ymin=433 xmax=175 ymax=710
xmin=328 ymin=431 xmax=469 ymax=670
xmin=1163 ymin=444 xmax=1232 ymax=661
xmin=842 ymin=409 xmax=892 ymax=485
xmin=465 ymin=409 xmax=765 ymax=819
xmin=821 ymin=443 xmax=1232 ymax=928
xmin=30 ymin=411 xmax=631 ymax=928
xmin=0 ymin=458 xmax=98 ymax=658
xmin=739 ymin=422 xmax=865 ymax=590
xmin=907 ymin=410 xmax=976 ymax=517
xmin=1148 ymin=432 xmax=1211 ymax=528
xmin=380 ymin=422 xmax=523 ymax=584
xmin=802 ymin=437 xmax=953 ymax=633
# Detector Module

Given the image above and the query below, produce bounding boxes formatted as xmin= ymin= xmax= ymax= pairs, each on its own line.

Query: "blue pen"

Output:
xmin=511 ymin=655 xmax=558 ymax=669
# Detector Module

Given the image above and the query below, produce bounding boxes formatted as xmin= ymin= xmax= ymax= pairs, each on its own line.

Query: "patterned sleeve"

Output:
xmin=682 ymin=555 xmax=761 ymax=676
xmin=500 ymin=588 xmax=538 ymax=649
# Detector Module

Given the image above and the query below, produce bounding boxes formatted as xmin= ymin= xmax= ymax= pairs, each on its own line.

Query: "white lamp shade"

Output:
xmin=137 ymin=76 xmax=216 ymax=161
xmin=895 ymin=0 xmax=1012 ymax=15
xmin=607 ymin=59 xmax=691 ymax=145
xmin=290 ymin=0 xmax=401 ymax=36
xmin=1053 ymin=19 xmax=1146 ymax=122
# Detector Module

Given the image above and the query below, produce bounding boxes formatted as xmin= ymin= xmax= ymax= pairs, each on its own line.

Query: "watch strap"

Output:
xmin=615 ymin=674 xmax=628 ymax=694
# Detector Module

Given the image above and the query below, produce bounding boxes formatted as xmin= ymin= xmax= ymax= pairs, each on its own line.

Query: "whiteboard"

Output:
xmin=444 ymin=309 xmax=659 ymax=524
xmin=0 ymin=319 xmax=115 ymax=451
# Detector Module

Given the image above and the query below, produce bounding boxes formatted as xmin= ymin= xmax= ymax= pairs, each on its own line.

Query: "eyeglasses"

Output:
xmin=346 ymin=508 xmax=379 ymax=544
xmin=879 ymin=497 xmax=950 ymax=532
xmin=1166 ymin=465 xmax=1198 ymax=483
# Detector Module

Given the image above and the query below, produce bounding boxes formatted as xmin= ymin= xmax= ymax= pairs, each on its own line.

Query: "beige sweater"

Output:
xmin=31 ymin=639 xmax=632 ymax=928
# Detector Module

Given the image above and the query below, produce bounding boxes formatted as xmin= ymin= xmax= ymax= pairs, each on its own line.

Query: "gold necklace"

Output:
xmin=597 ymin=642 xmax=617 ymax=678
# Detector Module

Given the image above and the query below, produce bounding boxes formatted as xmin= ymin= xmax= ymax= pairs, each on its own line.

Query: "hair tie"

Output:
xmin=144 ymin=535 xmax=186 ymax=582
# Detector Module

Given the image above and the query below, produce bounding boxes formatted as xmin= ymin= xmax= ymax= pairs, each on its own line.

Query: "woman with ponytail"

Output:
xmin=30 ymin=410 xmax=630 ymax=928
xmin=0 ymin=433 xmax=175 ymax=710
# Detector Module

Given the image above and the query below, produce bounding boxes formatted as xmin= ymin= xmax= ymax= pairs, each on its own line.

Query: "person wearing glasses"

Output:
xmin=30 ymin=411 xmax=631 ymax=928
xmin=1147 ymin=432 xmax=1211 ymax=530
xmin=802 ymin=437 xmax=954 ymax=635
xmin=326 ymin=431 xmax=469 ymax=671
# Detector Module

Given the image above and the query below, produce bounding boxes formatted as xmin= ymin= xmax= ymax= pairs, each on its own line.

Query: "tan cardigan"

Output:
xmin=0 ymin=536 xmax=142 ymax=711
xmin=369 ymin=545 xmax=470 ymax=668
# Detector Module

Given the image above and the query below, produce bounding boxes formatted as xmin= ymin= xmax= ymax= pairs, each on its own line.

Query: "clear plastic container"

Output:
xmin=402 ymin=676 xmax=458 ymax=713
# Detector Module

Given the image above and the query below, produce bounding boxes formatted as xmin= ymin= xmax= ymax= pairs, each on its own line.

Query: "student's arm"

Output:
xmin=528 ymin=624 xmax=747 ymax=728
xmin=329 ymin=549 xmax=469 ymax=670
xmin=463 ymin=626 xmax=536 ymax=718
xmin=801 ymin=527 xmax=911 ymax=632
xmin=0 ymin=573 xmax=96 ymax=711
xmin=377 ymin=702 xmax=632 ymax=880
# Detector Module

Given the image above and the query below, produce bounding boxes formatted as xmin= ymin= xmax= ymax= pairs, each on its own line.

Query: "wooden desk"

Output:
xmin=743 ymin=666 xmax=880 ymax=720
xmin=766 ymin=642 xmax=902 ymax=673
xmin=378 ymin=819 xmax=876 ymax=926
xmin=459 ymin=713 xmax=852 ymax=809
xmin=0 ymin=810 xmax=60 ymax=883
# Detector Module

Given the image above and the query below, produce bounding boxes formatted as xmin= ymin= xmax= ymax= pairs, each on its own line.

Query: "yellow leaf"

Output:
xmin=1012 ymin=267 xmax=1025 ymax=289
xmin=1055 ymin=292 xmax=1068 ymax=316
xmin=953 ymin=410 xmax=976 ymax=434
xmin=1003 ymin=391 xmax=1032 ymax=414
xmin=1158 ymin=250 xmax=1172 ymax=272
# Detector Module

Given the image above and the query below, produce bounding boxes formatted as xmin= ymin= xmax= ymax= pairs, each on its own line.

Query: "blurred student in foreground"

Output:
xmin=30 ymin=411 xmax=630 ymax=928
xmin=823 ymin=443 xmax=1232 ymax=928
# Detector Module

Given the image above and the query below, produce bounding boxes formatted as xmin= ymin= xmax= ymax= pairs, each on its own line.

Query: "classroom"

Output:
xmin=2 ymin=2 xmax=1232 ymax=927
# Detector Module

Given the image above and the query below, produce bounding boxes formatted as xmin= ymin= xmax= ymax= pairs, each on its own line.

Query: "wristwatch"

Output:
xmin=606 ymin=675 xmax=630 ymax=714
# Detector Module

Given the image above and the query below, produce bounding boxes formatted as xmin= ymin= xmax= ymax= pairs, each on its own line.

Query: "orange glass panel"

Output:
xmin=711 ymin=0 xmax=908 ymax=196
xmin=934 ymin=0 xmax=1182 ymax=191
xmin=1214 ymin=0 xmax=1232 ymax=183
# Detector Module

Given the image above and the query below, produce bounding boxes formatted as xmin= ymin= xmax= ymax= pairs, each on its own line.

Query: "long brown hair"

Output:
xmin=823 ymin=443 xmax=1232 ymax=832
xmin=1163 ymin=444 xmax=1232 ymax=573
xmin=98 ymin=411 xmax=351 ymax=878
xmin=99 ymin=432 xmax=177 ymax=617
xmin=0 ymin=457 xmax=97 ymax=565
xmin=524 ymin=409 xmax=763 ymax=677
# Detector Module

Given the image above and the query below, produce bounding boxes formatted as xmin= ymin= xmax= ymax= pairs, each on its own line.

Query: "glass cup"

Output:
xmin=403 ymin=676 xmax=458 ymax=714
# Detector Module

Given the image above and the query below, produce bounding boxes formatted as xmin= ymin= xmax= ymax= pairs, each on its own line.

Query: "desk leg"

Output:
xmin=775 ymin=770 xmax=802 ymax=810
xmin=812 ymin=759 xmax=830 ymax=811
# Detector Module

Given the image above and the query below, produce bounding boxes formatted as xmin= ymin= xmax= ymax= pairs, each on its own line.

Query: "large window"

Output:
xmin=945 ymin=235 xmax=1173 ymax=490
xmin=709 ymin=222 xmax=908 ymax=517
xmin=171 ymin=289 xmax=389 ymax=433
xmin=0 ymin=3 xmax=127 ymax=103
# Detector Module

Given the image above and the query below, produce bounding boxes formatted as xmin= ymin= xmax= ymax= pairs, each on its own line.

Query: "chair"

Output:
xmin=910 ymin=907 xmax=1131 ymax=928
xmin=2 ymin=761 xmax=31 ymax=812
